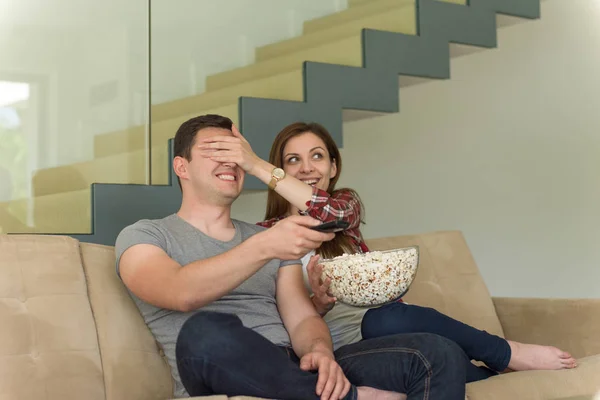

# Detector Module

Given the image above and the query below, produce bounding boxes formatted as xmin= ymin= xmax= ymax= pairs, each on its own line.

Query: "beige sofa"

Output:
xmin=1 ymin=231 xmax=599 ymax=400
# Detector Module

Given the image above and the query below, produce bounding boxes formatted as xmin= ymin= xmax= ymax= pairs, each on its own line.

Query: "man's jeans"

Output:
xmin=176 ymin=311 xmax=467 ymax=400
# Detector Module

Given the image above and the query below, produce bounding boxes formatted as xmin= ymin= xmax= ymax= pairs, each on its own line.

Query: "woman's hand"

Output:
xmin=307 ymin=255 xmax=337 ymax=316
xmin=198 ymin=124 xmax=263 ymax=174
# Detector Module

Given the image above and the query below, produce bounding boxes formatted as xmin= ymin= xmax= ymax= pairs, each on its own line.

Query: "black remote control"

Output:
xmin=310 ymin=219 xmax=350 ymax=233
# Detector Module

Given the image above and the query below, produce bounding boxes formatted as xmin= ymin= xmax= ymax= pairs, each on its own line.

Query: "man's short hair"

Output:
xmin=173 ymin=114 xmax=233 ymax=189
xmin=174 ymin=114 xmax=233 ymax=161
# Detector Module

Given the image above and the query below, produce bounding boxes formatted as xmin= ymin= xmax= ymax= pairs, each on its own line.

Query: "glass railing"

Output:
xmin=0 ymin=0 xmax=350 ymax=234
xmin=0 ymin=0 xmax=150 ymax=234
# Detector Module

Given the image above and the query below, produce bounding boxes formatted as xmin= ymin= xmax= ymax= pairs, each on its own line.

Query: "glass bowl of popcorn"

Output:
xmin=319 ymin=246 xmax=420 ymax=307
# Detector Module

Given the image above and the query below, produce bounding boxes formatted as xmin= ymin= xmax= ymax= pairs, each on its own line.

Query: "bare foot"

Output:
xmin=507 ymin=341 xmax=578 ymax=371
xmin=357 ymin=386 xmax=406 ymax=400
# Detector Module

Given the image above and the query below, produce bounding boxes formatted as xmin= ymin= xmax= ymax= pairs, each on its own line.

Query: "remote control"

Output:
xmin=310 ymin=219 xmax=350 ymax=233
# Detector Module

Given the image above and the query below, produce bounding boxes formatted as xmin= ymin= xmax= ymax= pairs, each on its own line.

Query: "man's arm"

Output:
xmin=120 ymin=233 xmax=273 ymax=312
xmin=118 ymin=215 xmax=334 ymax=313
xmin=276 ymin=263 xmax=333 ymax=357
xmin=277 ymin=261 xmax=351 ymax=400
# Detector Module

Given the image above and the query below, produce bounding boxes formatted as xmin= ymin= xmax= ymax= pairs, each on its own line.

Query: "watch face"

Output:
xmin=273 ymin=168 xmax=285 ymax=179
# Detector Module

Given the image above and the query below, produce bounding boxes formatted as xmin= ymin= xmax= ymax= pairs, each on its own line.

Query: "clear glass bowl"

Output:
xmin=319 ymin=246 xmax=420 ymax=307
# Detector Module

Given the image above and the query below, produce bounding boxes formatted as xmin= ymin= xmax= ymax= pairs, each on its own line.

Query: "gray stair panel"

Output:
xmin=304 ymin=61 xmax=400 ymax=113
xmin=418 ymin=0 xmax=497 ymax=48
xmin=70 ymin=141 xmax=181 ymax=246
xmin=363 ymin=30 xmax=451 ymax=78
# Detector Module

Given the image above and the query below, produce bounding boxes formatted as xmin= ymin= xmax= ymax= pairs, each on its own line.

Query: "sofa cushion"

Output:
xmin=465 ymin=354 xmax=600 ymax=399
xmin=0 ymin=235 xmax=105 ymax=400
xmin=365 ymin=230 xmax=504 ymax=338
xmin=80 ymin=242 xmax=173 ymax=400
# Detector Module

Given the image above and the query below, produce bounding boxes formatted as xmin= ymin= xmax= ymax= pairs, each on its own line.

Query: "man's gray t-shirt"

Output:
xmin=114 ymin=214 xmax=298 ymax=398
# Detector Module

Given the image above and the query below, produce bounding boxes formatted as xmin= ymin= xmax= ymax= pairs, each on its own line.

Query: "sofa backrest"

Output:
xmin=79 ymin=242 xmax=173 ymax=400
xmin=0 ymin=235 xmax=173 ymax=400
xmin=366 ymin=230 xmax=505 ymax=338
xmin=0 ymin=235 xmax=106 ymax=400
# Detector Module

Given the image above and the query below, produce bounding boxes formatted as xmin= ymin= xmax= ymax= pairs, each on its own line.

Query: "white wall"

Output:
xmin=232 ymin=0 xmax=600 ymax=298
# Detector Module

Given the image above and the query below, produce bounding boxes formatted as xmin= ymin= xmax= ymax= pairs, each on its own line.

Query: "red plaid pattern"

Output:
xmin=258 ymin=187 xmax=369 ymax=253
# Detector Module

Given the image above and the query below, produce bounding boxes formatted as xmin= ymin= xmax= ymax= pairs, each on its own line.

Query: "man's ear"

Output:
xmin=173 ymin=156 xmax=188 ymax=180
xmin=330 ymin=159 xmax=337 ymax=179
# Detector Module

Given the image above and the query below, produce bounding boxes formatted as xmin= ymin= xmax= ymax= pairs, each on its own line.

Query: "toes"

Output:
xmin=560 ymin=358 xmax=577 ymax=369
xmin=558 ymin=351 xmax=572 ymax=359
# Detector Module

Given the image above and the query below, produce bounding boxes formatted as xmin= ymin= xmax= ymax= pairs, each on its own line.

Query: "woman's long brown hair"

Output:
xmin=264 ymin=122 xmax=365 ymax=259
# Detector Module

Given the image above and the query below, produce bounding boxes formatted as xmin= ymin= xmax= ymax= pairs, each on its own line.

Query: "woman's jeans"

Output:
xmin=176 ymin=311 xmax=467 ymax=400
xmin=362 ymin=302 xmax=512 ymax=383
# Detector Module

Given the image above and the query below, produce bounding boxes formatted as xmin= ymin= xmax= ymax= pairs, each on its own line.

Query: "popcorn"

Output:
xmin=320 ymin=247 xmax=419 ymax=307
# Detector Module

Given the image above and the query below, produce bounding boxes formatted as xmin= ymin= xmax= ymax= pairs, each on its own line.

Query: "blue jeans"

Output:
xmin=176 ymin=311 xmax=467 ymax=400
xmin=361 ymin=302 xmax=512 ymax=383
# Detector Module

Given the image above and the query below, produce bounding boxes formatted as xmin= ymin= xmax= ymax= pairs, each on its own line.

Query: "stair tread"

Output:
xmin=94 ymin=103 xmax=238 ymax=158
xmin=1 ymin=189 xmax=92 ymax=234
xmin=151 ymin=70 xmax=303 ymax=124
xmin=206 ymin=34 xmax=364 ymax=91
xmin=33 ymin=146 xmax=171 ymax=197
xmin=303 ymin=0 xmax=414 ymax=34
xmin=257 ymin=2 xmax=417 ymax=61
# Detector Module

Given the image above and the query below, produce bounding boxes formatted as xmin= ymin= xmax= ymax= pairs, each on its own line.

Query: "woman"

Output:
xmin=199 ymin=121 xmax=577 ymax=382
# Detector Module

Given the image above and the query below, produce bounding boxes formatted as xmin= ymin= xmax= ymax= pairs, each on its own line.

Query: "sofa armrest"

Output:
xmin=492 ymin=297 xmax=600 ymax=358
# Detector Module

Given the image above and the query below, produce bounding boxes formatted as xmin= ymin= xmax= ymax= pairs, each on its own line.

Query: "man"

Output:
xmin=115 ymin=114 xmax=467 ymax=399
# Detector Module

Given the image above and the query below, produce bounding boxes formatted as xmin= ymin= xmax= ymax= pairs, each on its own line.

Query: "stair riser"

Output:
xmin=33 ymin=147 xmax=170 ymax=197
xmin=94 ymin=104 xmax=238 ymax=158
xmin=149 ymin=70 xmax=304 ymax=126
xmin=303 ymin=0 xmax=414 ymax=34
xmin=207 ymin=35 xmax=363 ymax=91
xmin=0 ymin=190 xmax=91 ymax=234
xmin=257 ymin=5 xmax=417 ymax=62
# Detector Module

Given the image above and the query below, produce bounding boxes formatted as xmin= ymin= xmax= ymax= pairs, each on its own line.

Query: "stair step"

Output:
xmin=257 ymin=1 xmax=416 ymax=62
xmin=94 ymin=103 xmax=238 ymax=158
xmin=149 ymin=69 xmax=304 ymax=126
xmin=348 ymin=0 xmax=371 ymax=7
xmin=346 ymin=0 xmax=464 ymax=10
xmin=0 ymin=189 xmax=92 ymax=234
xmin=33 ymin=146 xmax=170 ymax=197
xmin=303 ymin=0 xmax=413 ymax=35
xmin=206 ymin=34 xmax=363 ymax=91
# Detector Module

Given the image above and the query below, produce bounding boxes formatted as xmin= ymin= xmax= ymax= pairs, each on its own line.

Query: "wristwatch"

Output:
xmin=268 ymin=167 xmax=286 ymax=190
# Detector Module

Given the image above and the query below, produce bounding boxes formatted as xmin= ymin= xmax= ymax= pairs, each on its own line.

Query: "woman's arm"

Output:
xmin=198 ymin=125 xmax=362 ymax=227
xmin=198 ymin=125 xmax=314 ymax=210
xmin=301 ymin=188 xmax=362 ymax=229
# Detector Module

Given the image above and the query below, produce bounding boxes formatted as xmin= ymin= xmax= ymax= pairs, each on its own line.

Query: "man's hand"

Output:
xmin=300 ymin=350 xmax=351 ymax=400
xmin=198 ymin=124 xmax=262 ymax=173
xmin=307 ymin=255 xmax=337 ymax=315
xmin=262 ymin=215 xmax=335 ymax=260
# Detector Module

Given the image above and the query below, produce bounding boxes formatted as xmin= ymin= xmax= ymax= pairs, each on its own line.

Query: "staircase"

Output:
xmin=1 ymin=0 xmax=540 ymax=244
